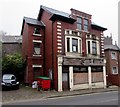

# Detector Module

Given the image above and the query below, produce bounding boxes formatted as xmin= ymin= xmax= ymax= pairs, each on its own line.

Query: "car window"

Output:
xmin=11 ymin=76 xmax=15 ymax=80
xmin=3 ymin=75 xmax=11 ymax=79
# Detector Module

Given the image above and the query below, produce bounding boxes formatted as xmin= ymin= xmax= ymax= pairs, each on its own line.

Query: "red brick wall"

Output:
xmin=105 ymin=50 xmax=120 ymax=86
xmin=40 ymin=10 xmax=52 ymax=77
xmin=22 ymin=22 xmax=28 ymax=59
xmin=22 ymin=22 xmax=45 ymax=84
xmin=38 ymin=8 xmax=106 ymax=90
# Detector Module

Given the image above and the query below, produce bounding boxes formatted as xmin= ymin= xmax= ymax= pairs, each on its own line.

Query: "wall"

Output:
xmin=2 ymin=43 xmax=22 ymax=57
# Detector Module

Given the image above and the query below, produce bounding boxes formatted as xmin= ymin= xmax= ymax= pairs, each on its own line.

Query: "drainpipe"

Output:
xmin=43 ymin=27 xmax=45 ymax=76
xmin=52 ymin=21 xmax=55 ymax=89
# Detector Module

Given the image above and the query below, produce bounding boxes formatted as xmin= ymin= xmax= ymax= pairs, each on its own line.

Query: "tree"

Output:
xmin=2 ymin=53 xmax=26 ymax=83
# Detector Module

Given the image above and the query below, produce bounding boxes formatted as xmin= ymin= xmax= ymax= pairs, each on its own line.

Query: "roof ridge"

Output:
xmin=40 ymin=5 xmax=70 ymax=16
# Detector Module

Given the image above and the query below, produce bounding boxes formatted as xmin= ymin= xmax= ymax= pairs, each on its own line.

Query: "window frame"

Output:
xmin=83 ymin=19 xmax=89 ymax=31
xmin=65 ymin=36 xmax=82 ymax=53
xmin=33 ymin=40 xmax=42 ymax=56
xmin=77 ymin=17 xmax=82 ymax=30
xmin=72 ymin=38 xmax=78 ymax=52
xmin=112 ymin=66 xmax=118 ymax=74
xmin=92 ymin=41 xmax=97 ymax=55
xmin=111 ymin=52 xmax=117 ymax=60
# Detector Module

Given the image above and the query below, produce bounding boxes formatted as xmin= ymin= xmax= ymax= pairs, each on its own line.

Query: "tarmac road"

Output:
xmin=3 ymin=91 xmax=118 ymax=105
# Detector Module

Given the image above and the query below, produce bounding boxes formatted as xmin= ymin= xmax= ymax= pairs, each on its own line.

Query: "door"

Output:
xmin=62 ymin=73 xmax=69 ymax=90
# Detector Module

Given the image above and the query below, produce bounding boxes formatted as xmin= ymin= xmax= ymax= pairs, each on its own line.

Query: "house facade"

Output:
xmin=21 ymin=17 xmax=45 ymax=84
xmin=2 ymin=35 xmax=22 ymax=57
xmin=21 ymin=5 xmax=107 ymax=91
xmin=104 ymin=36 xmax=120 ymax=86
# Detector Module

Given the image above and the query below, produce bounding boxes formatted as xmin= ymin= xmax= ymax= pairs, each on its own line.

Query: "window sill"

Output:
xmin=33 ymin=55 xmax=42 ymax=57
xmin=33 ymin=33 xmax=42 ymax=36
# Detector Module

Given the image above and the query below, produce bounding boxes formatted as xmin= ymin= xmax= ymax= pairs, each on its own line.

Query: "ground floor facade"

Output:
xmin=57 ymin=56 xmax=107 ymax=91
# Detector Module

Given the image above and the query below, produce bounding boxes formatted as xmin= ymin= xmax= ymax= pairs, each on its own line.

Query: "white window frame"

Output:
xmin=33 ymin=27 xmax=41 ymax=36
xmin=65 ymin=36 xmax=82 ymax=53
xmin=33 ymin=40 xmax=42 ymax=57
xmin=111 ymin=52 xmax=117 ymax=60
xmin=86 ymin=39 xmax=100 ymax=56
xmin=112 ymin=66 xmax=118 ymax=74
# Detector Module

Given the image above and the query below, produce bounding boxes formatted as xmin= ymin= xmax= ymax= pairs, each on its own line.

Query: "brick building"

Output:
xmin=104 ymin=36 xmax=120 ymax=86
xmin=2 ymin=35 xmax=22 ymax=57
xmin=21 ymin=5 xmax=107 ymax=91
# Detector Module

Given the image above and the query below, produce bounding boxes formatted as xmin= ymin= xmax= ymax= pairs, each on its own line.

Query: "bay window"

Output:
xmin=65 ymin=36 xmax=82 ymax=53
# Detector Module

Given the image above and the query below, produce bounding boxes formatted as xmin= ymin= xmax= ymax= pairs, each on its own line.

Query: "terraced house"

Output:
xmin=21 ymin=5 xmax=107 ymax=91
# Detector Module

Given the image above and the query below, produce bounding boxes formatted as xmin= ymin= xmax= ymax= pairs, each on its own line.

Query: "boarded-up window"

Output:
xmin=92 ymin=72 xmax=103 ymax=82
xmin=73 ymin=73 xmax=88 ymax=85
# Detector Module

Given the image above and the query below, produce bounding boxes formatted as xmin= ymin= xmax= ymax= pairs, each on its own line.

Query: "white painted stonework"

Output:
xmin=103 ymin=65 xmax=107 ymax=88
xmin=57 ymin=25 xmax=61 ymax=28
xmin=91 ymin=82 xmax=104 ymax=88
xmin=57 ymin=36 xmax=62 ymax=39
xmin=57 ymin=22 xmax=61 ymax=25
xmin=57 ymin=32 xmax=61 ymax=35
xmin=57 ymin=29 xmax=62 ymax=32
xmin=57 ymin=56 xmax=63 ymax=92
xmin=69 ymin=66 xmax=73 ymax=91
xmin=72 ymin=84 xmax=89 ymax=90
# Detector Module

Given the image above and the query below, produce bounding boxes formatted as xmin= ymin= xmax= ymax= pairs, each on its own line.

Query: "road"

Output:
xmin=3 ymin=91 xmax=118 ymax=105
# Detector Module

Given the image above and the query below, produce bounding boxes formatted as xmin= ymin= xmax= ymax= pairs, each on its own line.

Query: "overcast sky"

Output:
xmin=0 ymin=0 xmax=119 ymax=44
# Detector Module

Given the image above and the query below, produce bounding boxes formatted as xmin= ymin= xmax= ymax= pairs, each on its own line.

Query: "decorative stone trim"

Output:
xmin=33 ymin=40 xmax=42 ymax=43
xmin=57 ymin=21 xmax=62 ymax=54
xmin=32 ymin=65 xmax=42 ymax=68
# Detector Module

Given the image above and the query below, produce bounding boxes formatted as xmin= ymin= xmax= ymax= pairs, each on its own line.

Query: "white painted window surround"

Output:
xmin=112 ymin=66 xmax=118 ymax=74
xmin=111 ymin=52 xmax=117 ymax=59
xmin=32 ymin=65 xmax=42 ymax=68
xmin=33 ymin=40 xmax=42 ymax=56
xmin=33 ymin=40 xmax=42 ymax=43
xmin=65 ymin=36 xmax=82 ymax=53
xmin=86 ymin=39 xmax=100 ymax=56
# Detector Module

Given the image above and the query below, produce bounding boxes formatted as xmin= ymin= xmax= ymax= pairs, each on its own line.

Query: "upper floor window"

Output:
xmin=111 ymin=52 xmax=117 ymax=59
xmin=72 ymin=39 xmax=78 ymax=52
xmin=84 ymin=19 xmax=88 ymax=31
xmin=112 ymin=67 xmax=118 ymax=74
xmin=65 ymin=36 xmax=82 ymax=53
xmin=33 ymin=40 xmax=42 ymax=56
xmin=77 ymin=17 xmax=82 ymax=30
xmin=67 ymin=38 xmax=70 ymax=52
xmin=87 ymin=41 xmax=90 ymax=54
xmin=92 ymin=41 xmax=97 ymax=55
xmin=34 ymin=27 xmax=40 ymax=34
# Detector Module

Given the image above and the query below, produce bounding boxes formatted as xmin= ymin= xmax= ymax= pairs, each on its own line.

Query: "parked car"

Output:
xmin=2 ymin=74 xmax=20 ymax=90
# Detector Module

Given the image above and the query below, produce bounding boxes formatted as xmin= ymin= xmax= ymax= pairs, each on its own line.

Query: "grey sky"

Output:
xmin=0 ymin=0 xmax=119 ymax=44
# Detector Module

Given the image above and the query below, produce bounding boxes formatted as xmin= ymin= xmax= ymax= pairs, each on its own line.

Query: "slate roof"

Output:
xmin=104 ymin=45 xmax=120 ymax=51
xmin=41 ymin=5 xmax=70 ymax=18
xmin=24 ymin=17 xmax=45 ymax=26
xmin=39 ymin=5 xmax=76 ymax=23
xmin=21 ymin=17 xmax=45 ymax=35
xmin=39 ymin=5 xmax=107 ymax=30
xmin=91 ymin=22 xmax=107 ymax=31
xmin=2 ymin=35 xmax=22 ymax=43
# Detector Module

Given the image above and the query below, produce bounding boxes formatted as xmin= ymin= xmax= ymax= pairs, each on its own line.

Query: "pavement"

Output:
xmin=2 ymin=85 xmax=118 ymax=104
